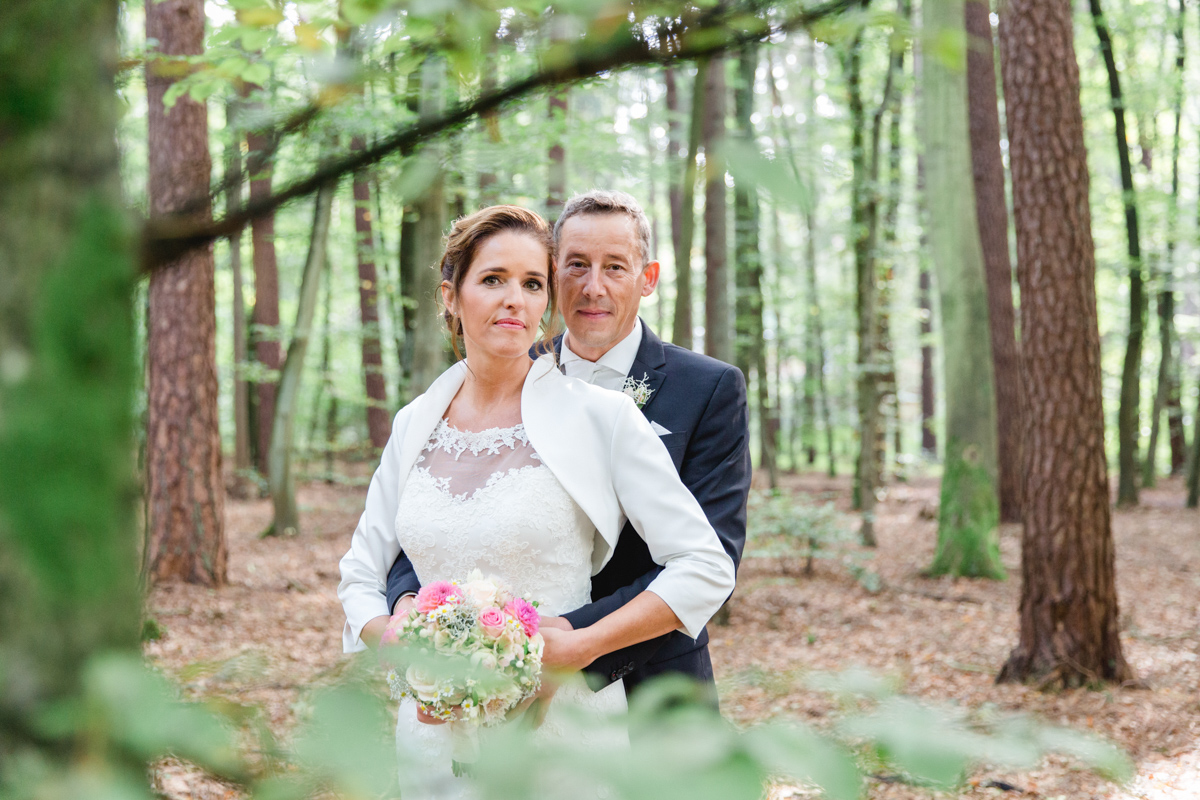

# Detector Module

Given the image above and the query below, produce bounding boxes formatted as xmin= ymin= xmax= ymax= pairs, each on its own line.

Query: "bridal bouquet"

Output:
xmin=381 ymin=570 xmax=544 ymax=726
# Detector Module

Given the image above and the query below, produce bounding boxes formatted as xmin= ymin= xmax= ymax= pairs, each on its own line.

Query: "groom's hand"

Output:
xmin=540 ymin=627 xmax=598 ymax=672
xmin=538 ymin=615 xmax=573 ymax=632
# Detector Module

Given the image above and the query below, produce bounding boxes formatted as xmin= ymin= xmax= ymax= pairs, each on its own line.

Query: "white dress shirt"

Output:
xmin=560 ymin=322 xmax=643 ymax=389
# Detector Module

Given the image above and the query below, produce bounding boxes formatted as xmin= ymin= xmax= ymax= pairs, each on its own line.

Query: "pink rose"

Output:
xmin=415 ymin=581 xmax=463 ymax=614
xmin=479 ymin=606 xmax=506 ymax=637
xmin=504 ymin=598 xmax=539 ymax=638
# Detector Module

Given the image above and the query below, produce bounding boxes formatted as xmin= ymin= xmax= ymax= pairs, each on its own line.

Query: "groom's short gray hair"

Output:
xmin=552 ymin=190 xmax=653 ymax=269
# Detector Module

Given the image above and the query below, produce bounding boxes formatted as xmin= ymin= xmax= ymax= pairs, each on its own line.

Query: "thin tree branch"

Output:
xmin=141 ymin=0 xmax=859 ymax=269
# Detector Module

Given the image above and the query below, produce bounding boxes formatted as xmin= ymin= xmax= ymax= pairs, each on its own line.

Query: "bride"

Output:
xmin=337 ymin=205 xmax=735 ymax=795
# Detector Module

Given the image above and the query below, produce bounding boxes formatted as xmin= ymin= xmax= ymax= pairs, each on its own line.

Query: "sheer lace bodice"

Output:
xmin=393 ymin=419 xmax=627 ymax=798
xmin=395 ymin=419 xmax=595 ymax=615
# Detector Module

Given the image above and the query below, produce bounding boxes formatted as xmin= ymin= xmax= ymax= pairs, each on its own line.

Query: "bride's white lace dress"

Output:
xmin=393 ymin=419 xmax=627 ymax=797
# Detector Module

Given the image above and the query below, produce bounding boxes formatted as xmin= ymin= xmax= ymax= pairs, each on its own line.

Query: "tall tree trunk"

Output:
xmin=0 ymin=0 xmax=141 ymax=716
xmin=374 ymin=173 xmax=406 ymax=403
xmin=306 ymin=258 xmax=333 ymax=470
xmin=666 ymin=66 xmax=684 ymax=338
xmin=918 ymin=260 xmax=936 ymax=456
xmin=350 ymin=137 xmax=390 ymax=451
xmin=703 ymin=56 xmax=730 ymax=363
xmin=409 ymin=57 xmax=449 ymax=394
xmin=268 ymin=183 xmax=335 ymax=536
xmin=1188 ymin=378 xmax=1200 ymax=507
xmin=848 ymin=31 xmax=874 ymax=521
xmin=672 ymin=61 xmax=706 ymax=350
xmin=923 ymin=0 xmax=1003 ymax=579
xmin=996 ymin=0 xmax=1134 ymax=686
xmin=547 ymin=90 xmax=568 ymax=223
xmin=967 ymin=0 xmax=1023 ymax=523
xmin=732 ymin=47 xmax=777 ymax=486
xmin=225 ymin=101 xmax=252 ymax=473
xmin=1089 ymin=0 xmax=1145 ymax=507
xmin=1146 ymin=0 xmax=1187 ymax=487
xmin=246 ymin=108 xmax=280 ymax=477
xmin=144 ymin=0 xmax=226 ymax=585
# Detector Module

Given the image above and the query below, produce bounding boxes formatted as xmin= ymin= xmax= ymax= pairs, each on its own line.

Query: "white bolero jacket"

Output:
xmin=338 ymin=354 xmax=736 ymax=653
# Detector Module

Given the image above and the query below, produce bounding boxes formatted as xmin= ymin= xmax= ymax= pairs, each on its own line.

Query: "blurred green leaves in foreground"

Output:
xmin=1 ymin=653 xmax=1132 ymax=800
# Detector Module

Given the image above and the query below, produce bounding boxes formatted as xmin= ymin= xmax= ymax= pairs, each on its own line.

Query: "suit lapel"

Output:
xmin=628 ymin=319 xmax=668 ymax=417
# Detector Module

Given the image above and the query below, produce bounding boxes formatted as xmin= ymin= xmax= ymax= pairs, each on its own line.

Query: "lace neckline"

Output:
xmin=425 ymin=418 xmax=529 ymax=459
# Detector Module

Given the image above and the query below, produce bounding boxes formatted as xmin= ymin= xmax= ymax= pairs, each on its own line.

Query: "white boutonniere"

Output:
xmin=622 ymin=373 xmax=654 ymax=409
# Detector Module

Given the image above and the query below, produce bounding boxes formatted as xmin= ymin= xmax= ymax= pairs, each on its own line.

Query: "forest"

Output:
xmin=2 ymin=0 xmax=1199 ymax=797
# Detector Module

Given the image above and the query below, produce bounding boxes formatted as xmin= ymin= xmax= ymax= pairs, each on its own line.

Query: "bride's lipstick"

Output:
xmin=495 ymin=318 xmax=526 ymax=329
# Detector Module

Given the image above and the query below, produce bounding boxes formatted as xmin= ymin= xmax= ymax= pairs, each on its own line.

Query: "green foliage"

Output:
xmin=746 ymin=489 xmax=854 ymax=575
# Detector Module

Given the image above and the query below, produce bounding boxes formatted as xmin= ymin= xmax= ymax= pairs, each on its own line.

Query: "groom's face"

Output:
xmin=555 ymin=213 xmax=660 ymax=362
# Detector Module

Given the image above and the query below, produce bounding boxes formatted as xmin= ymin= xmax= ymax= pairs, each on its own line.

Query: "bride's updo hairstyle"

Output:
xmin=439 ymin=205 xmax=558 ymax=361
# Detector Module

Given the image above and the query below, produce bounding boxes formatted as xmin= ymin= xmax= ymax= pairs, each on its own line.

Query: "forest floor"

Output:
xmin=144 ymin=467 xmax=1200 ymax=800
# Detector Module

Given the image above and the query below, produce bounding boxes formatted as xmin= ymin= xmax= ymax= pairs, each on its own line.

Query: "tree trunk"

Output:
xmin=0 ymin=0 xmax=141 ymax=713
xmin=1188 ymin=377 xmax=1200 ymax=506
xmin=732 ymin=47 xmax=777 ymax=486
xmin=923 ymin=0 xmax=1003 ymax=579
xmin=225 ymin=100 xmax=252 ymax=474
xmin=410 ymin=58 xmax=449 ymax=394
xmin=144 ymin=0 xmax=226 ymax=585
xmin=247 ymin=114 xmax=280 ymax=477
xmin=1146 ymin=0 xmax=1187 ymax=486
xmin=996 ymin=0 xmax=1134 ymax=686
xmin=267 ymin=183 xmax=335 ymax=536
xmin=1089 ymin=0 xmax=1145 ymax=507
xmin=666 ymin=66 xmax=684 ymax=339
xmin=306 ymin=258 xmax=333 ymax=470
xmin=547 ymin=90 xmax=568 ymax=223
xmin=966 ymin=0 xmax=1023 ymax=523
xmin=350 ymin=137 xmax=391 ymax=451
xmin=672 ymin=61 xmax=706 ymax=350
xmin=919 ymin=259 xmax=937 ymax=457
xmin=703 ymin=56 xmax=730 ymax=364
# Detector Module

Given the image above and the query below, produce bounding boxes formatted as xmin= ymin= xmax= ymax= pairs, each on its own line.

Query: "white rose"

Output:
xmin=460 ymin=579 xmax=497 ymax=607
xmin=405 ymin=666 xmax=439 ymax=703
xmin=471 ymin=650 xmax=498 ymax=671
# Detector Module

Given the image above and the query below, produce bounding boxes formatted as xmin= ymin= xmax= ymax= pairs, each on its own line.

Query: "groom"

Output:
xmin=385 ymin=190 xmax=751 ymax=702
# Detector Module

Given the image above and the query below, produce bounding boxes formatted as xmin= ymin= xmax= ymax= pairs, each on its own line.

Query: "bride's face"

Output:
xmin=443 ymin=231 xmax=551 ymax=362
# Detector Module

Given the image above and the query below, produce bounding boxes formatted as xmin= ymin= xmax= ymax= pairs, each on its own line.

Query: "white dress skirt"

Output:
xmin=392 ymin=420 xmax=627 ymax=798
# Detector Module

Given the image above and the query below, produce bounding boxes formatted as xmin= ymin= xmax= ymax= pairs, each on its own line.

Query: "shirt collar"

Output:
xmin=561 ymin=319 xmax=644 ymax=376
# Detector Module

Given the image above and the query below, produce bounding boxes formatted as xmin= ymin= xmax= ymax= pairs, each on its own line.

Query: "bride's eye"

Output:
xmin=482 ymin=275 xmax=501 ymax=286
xmin=524 ymin=279 xmax=544 ymax=291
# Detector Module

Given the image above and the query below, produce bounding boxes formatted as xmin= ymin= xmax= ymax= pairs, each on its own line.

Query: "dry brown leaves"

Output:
xmin=145 ymin=470 xmax=1200 ymax=799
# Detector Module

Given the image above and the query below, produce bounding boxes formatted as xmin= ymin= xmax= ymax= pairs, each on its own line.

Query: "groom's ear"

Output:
xmin=640 ymin=260 xmax=661 ymax=296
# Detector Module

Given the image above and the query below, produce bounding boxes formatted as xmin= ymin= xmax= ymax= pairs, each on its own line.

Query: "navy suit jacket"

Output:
xmin=385 ymin=320 xmax=751 ymax=696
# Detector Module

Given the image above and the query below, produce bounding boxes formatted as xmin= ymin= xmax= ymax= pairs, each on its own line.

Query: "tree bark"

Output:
xmin=246 ymin=111 xmax=281 ymax=477
xmin=409 ymin=57 xmax=449 ymax=394
xmin=1146 ymin=0 xmax=1187 ymax=486
xmin=268 ymin=183 xmax=335 ymax=536
xmin=919 ymin=258 xmax=937 ymax=457
xmin=966 ymin=0 xmax=1023 ymax=523
xmin=0 ymin=0 xmax=142 ymax=711
xmin=350 ymin=137 xmax=390 ymax=452
xmin=996 ymin=0 xmax=1134 ymax=685
xmin=144 ymin=0 xmax=226 ymax=585
xmin=671 ymin=61 xmax=707 ymax=350
xmin=924 ymin=0 xmax=1003 ymax=580
xmin=547 ymin=90 xmax=568 ymax=223
xmin=703 ymin=56 xmax=730 ymax=363
xmin=1089 ymin=0 xmax=1145 ymax=507
xmin=225 ymin=101 xmax=252 ymax=474
xmin=665 ymin=66 xmax=684 ymax=339
xmin=732 ymin=46 xmax=777 ymax=486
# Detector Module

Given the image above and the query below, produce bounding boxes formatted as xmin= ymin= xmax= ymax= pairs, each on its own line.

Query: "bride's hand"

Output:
xmin=416 ymin=706 xmax=448 ymax=725
xmin=508 ymin=677 xmax=560 ymax=728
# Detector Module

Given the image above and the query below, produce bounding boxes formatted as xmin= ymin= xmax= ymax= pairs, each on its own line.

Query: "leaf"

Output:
xmin=741 ymin=723 xmax=861 ymax=800
xmin=237 ymin=7 xmax=285 ymax=27
xmin=290 ymin=686 xmax=397 ymax=797
xmin=720 ymin=138 xmax=814 ymax=212
xmin=242 ymin=62 xmax=271 ymax=86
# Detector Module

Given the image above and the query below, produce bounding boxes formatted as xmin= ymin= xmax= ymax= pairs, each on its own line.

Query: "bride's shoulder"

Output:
xmin=527 ymin=355 xmax=638 ymax=419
